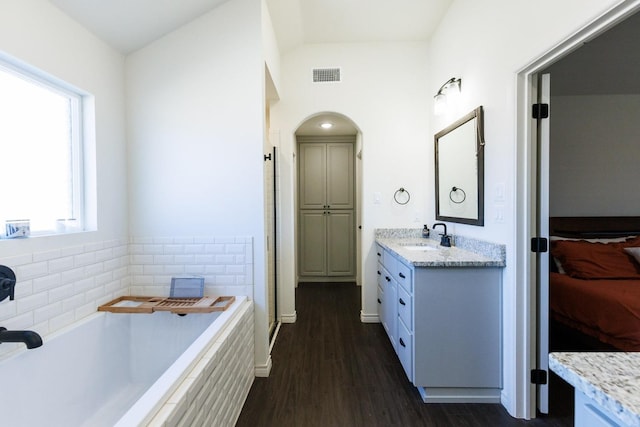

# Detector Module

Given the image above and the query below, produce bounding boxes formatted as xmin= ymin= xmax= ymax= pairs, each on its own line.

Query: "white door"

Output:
xmin=536 ymin=73 xmax=551 ymax=414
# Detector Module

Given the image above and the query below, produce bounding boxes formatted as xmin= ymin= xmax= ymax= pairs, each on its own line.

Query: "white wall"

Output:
xmin=125 ymin=0 xmax=271 ymax=373
xmin=262 ymin=0 xmax=281 ymax=97
xmin=550 ymin=94 xmax=640 ymax=215
xmin=0 ymin=0 xmax=128 ymax=253
xmin=0 ymin=0 xmax=129 ymax=356
xmin=270 ymin=42 xmax=430 ymax=322
xmin=428 ymin=0 xmax=619 ymax=418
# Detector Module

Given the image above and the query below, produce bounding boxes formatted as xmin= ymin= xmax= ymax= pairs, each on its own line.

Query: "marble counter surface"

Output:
xmin=375 ymin=228 xmax=505 ymax=268
xmin=550 ymin=352 xmax=640 ymax=427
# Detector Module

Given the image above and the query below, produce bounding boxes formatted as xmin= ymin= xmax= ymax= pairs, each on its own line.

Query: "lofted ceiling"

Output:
xmin=49 ymin=0 xmax=232 ymax=53
xmin=48 ymin=0 xmax=453 ymax=54
xmin=267 ymin=0 xmax=453 ymax=54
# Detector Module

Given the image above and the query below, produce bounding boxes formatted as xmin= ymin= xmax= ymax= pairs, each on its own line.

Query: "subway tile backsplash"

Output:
xmin=0 ymin=235 xmax=254 ymax=359
xmin=129 ymin=235 xmax=253 ymax=298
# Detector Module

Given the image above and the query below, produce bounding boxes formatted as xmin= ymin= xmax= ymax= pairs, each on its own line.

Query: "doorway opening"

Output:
xmin=517 ymin=1 xmax=640 ymax=419
xmin=294 ymin=112 xmax=362 ymax=301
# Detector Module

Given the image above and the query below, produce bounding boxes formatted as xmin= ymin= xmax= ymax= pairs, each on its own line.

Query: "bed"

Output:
xmin=549 ymin=216 xmax=640 ymax=351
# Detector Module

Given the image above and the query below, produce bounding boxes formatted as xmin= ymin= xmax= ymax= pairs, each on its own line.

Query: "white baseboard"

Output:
xmin=360 ymin=311 xmax=380 ymax=323
xmin=255 ymin=355 xmax=272 ymax=377
xmin=418 ymin=386 xmax=501 ymax=404
xmin=280 ymin=312 xmax=297 ymax=323
xmin=269 ymin=322 xmax=282 ymax=353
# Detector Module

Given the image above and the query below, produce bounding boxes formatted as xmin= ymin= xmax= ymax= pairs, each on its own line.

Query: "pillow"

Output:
xmin=550 ymin=235 xmax=637 ymax=274
xmin=624 ymin=247 xmax=640 ymax=266
xmin=550 ymin=237 xmax=640 ymax=279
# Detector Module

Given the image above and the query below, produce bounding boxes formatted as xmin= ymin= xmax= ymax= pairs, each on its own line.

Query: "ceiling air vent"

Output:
xmin=313 ymin=67 xmax=341 ymax=83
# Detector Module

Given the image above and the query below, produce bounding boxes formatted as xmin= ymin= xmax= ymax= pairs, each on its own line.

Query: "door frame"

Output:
xmin=515 ymin=1 xmax=640 ymax=418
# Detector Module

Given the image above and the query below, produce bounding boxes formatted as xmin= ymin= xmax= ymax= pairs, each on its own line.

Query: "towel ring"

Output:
xmin=449 ymin=186 xmax=466 ymax=204
xmin=394 ymin=188 xmax=411 ymax=205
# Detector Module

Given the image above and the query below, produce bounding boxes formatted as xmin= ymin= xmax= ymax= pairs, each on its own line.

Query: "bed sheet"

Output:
xmin=550 ymin=272 xmax=640 ymax=351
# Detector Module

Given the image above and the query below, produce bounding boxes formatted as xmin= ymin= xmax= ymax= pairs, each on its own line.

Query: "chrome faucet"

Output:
xmin=0 ymin=327 xmax=43 ymax=349
xmin=432 ymin=223 xmax=451 ymax=247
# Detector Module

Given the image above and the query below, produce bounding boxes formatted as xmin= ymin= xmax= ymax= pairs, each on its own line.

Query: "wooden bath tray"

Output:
xmin=98 ymin=296 xmax=235 ymax=314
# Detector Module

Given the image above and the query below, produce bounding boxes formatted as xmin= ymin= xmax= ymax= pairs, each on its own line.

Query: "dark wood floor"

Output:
xmin=236 ymin=282 xmax=573 ymax=427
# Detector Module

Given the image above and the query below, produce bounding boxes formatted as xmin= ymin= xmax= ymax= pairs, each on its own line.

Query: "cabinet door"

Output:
xmin=413 ymin=268 xmax=502 ymax=388
xmin=386 ymin=277 xmax=398 ymax=351
xmin=326 ymin=143 xmax=354 ymax=209
xmin=397 ymin=317 xmax=413 ymax=381
xmin=299 ymin=143 xmax=327 ymax=209
xmin=575 ymin=390 xmax=621 ymax=427
xmin=298 ymin=211 xmax=326 ymax=275
xmin=326 ymin=210 xmax=354 ymax=276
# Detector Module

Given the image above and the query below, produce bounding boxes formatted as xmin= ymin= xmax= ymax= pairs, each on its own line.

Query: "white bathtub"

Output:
xmin=0 ymin=296 xmax=254 ymax=427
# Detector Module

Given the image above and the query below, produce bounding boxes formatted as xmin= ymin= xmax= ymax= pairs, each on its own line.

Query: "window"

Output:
xmin=0 ymin=60 xmax=85 ymax=236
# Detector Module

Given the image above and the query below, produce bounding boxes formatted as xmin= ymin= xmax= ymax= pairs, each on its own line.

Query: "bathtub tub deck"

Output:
xmin=0 ymin=296 xmax=254 ymax=427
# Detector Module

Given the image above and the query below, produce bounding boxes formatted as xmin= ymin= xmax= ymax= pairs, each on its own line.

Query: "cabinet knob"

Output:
xmin=399 ymin=338 xmax=406 ymax=347
xmin=385 ymin=276 xmax=391 ymax=282
xmin=399 ymin=298 xmax=406 ymax=306
xmin=377 ymin=252 xmax=381 ymax=257
xmin=399 ymin=272 xmax=406 ymax=279
xmin=377 ymin=271 xmax=381 ymax=275
xmin=377 ymin=298 xmax=381 ymax=304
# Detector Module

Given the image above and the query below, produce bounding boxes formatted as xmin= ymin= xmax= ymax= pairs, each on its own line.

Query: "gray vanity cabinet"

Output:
xmin=377 ymin=245 xmax=502 ymax=403
xmin=412 ymin=266 xmax=502 ymax=403
xmin=376 ymin=245 xmax=397 ymax=351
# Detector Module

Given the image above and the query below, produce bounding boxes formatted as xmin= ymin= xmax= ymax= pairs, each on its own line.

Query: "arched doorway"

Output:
xmin=294 ymin=112 xmax=362 ymax=303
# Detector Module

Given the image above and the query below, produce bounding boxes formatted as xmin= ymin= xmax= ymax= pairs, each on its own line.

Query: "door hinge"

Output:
xmin=532 ymin=103 xmax=549 ymax=119
xmin=531 ymin=369 xmax=548 ymax=385
xmin=531 ymin=237 xmax=548 ymax=253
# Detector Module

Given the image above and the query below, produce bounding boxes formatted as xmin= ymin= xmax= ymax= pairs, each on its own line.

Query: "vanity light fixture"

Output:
xmin=434 ymin=77 xmax=462 ymax=116
xmin=320 ymin=122 xmax=333 ymax=129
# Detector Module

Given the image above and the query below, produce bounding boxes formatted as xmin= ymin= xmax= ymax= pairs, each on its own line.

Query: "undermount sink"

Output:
xmin=401 ymin=245 xmax=439 ymax=251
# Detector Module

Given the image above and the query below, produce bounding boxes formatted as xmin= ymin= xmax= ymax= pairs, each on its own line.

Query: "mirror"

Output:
xmin=435 ymin=106 xmax=484 ymax=226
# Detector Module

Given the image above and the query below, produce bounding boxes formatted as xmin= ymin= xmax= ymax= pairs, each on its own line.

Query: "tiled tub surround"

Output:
xmin=0 ymin=235 xmax=254 ymax=361
xmin=550 ymin=352 xmax=640 ymax=427
xmin=0 ymin=238 xmax=130 ymax=359
xmin=125 ymin=297 xmax=254 ymax=427
xmin=0 ymin=296 xmax=253 ymax=427
xmin=375 ymin=228 xmax=506 ymax=267
xmin=129 ymin=236 xmax=253 ymax=298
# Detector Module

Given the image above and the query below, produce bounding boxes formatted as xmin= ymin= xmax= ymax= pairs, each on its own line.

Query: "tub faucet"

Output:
xmin=432 ymin=223 xmax=451 ymax=247
xmin=0 ymin=327 xmax=43 ymax=349
xmin=0 ymin=265 xmax=17 ymax=303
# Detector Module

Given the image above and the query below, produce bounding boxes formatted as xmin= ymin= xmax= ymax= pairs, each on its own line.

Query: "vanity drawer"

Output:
xmin=396 ymin=260 xmax=412 ymax=293
xmin=384 ymin=250 xmax=398 ymax=278
xmin=397 ymin=318 xmax=413 ymax=381
xmin=378 ymin=263 xmax=392 ymax=291
xmin=397 ymin=284 xmax=412 ymax=330
xmin=376 ymin=244 xmax=384 ymax=265
xmin=376 ymin=262 xmax=385 ymax=288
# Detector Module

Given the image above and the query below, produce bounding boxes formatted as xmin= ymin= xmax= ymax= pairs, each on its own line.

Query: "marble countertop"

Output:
xmin=375 ymin=229 xmax=505 ymax=268
xmin=550 ymin=352 xmax=640 ymax=427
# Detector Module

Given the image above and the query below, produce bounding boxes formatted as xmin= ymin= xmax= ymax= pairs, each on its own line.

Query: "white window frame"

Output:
xmin=0 ymin=57 xmax=87 ymax=237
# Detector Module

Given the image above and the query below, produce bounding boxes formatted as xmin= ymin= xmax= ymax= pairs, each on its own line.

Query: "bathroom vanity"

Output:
xmin=375 ymin=229 xmax=505 ymax=403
